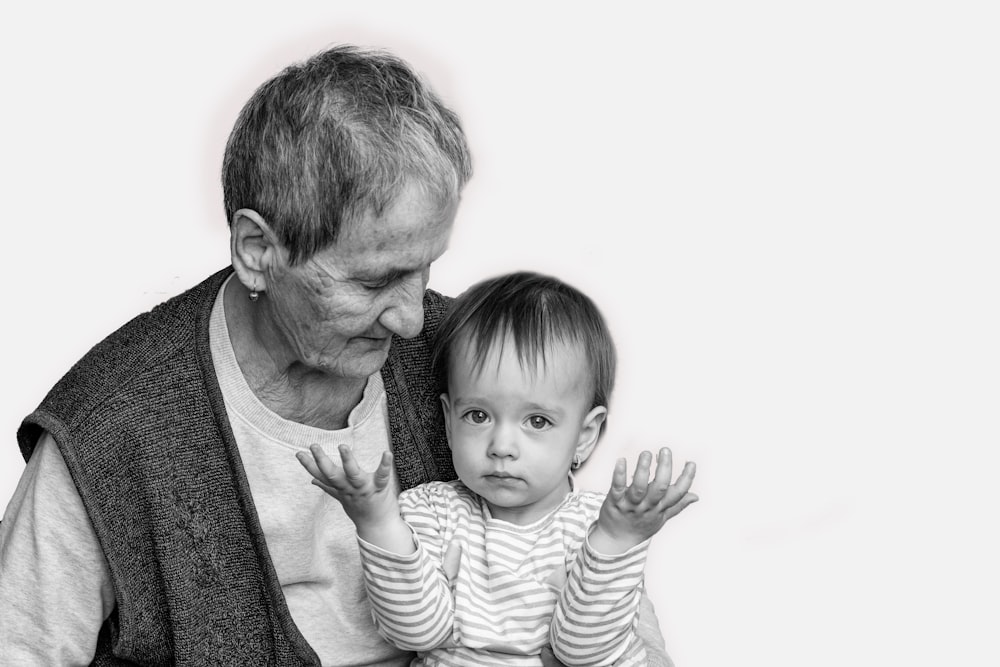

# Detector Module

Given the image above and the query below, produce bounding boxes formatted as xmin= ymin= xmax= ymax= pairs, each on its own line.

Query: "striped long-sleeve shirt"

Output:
xmin=357 ymin=480 xmax=650 ymax=666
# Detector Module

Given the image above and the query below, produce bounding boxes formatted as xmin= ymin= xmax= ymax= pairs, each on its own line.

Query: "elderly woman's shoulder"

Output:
xmin=35 ymin=270 xmax=229 ymax=416
xmin=423 ymin=288 xmax=452 ymax=316
xmin=71 ymin=270 xmax=227 ymax=372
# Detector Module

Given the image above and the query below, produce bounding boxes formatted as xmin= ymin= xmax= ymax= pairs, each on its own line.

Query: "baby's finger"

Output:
xmin=442 ymin=540 xmax=463 ymax=582
xmin=646 ymin=448 xmax=674 ymax=501
xmin=296 ymin=450 xmax=323 ymax=480
xmin=338 ymin=444 xmax=366 ymax=487
xmin=373 ymin=451 xmax=394 ymax=492
xmin=626 ymin=451 xmax=653 ymax=503
xmin=653 ymin=447 xmax=673 ymax=487
xmin=661 ymin=492 xmax=699 ymax=521
xmin=609 ymin=458 xmax=628 ymax=497
xmin=664 ymin=461 xmax=697 ymax=505
xmin=310 ymin=444 xmax=342 ymax=482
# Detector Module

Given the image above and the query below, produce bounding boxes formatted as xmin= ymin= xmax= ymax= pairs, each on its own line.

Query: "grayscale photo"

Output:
xmin=1 ymin=3 xmax=996 ymax=666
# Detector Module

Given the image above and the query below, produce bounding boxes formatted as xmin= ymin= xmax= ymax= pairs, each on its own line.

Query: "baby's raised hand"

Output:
xmin=591 ymin=447 xmax=698 ymax=554
xmin=297 ymin=444 xmax=399 ymax=529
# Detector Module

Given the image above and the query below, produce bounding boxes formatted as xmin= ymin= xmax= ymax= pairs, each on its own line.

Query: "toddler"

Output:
xmin=299 ymin=271 xmax=698 ymax=666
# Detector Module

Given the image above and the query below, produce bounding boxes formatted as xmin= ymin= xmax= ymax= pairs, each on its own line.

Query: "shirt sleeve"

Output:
xmin=0 ymin=432 xmax=116 ymax=666
xmin=355 ymin=484 xmax=456 ymax=651
xmin=550 ymin=535 xmax=651 ymax=667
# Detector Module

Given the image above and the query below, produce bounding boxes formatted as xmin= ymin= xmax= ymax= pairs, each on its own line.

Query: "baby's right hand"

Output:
xmin=590 ymin=447 xmax=698 ymax=555
xmin=298 ymin=445 xmax=417 ymax=554
xmin=296 ymin=444 xmax=399 ymax=529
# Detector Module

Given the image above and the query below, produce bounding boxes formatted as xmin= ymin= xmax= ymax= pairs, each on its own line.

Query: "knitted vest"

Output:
xmin=17 ymin=268 xmax=456 ymax=666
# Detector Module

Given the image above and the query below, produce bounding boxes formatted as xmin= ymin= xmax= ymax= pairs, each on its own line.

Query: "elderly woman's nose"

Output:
xmin=380 ymin=278 xmax=425 ymax=338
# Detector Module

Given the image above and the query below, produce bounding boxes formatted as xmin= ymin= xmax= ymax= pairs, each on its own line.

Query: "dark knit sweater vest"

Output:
xmin=17 ymin=268 xmax=456 ymax=666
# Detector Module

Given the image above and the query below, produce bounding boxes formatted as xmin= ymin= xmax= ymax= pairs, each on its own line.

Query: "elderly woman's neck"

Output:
xmin=223 ymin=280 xmax=366 ymax=430
xmin=246 ymin=365 xmax=366 ymax=430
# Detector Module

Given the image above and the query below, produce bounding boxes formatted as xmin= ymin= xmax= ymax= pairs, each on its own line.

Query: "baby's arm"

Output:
xmin=551 ymin=448 xmax=697 ymax=666
xmin=355 ymin=526 xmax=456 ymax=650
xmin=297 ymin=446 xmax=455 ymax=649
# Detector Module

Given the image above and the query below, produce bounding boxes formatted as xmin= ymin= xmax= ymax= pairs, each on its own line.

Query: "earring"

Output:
xmin=248 ymin=279 xmax=260 ymax=303
xmin=571 ymin=454 xmax=582 ymax=470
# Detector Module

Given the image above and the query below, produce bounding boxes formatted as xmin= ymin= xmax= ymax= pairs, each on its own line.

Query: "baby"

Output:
xmin=299 ymin=271 xmax=698 ymax=665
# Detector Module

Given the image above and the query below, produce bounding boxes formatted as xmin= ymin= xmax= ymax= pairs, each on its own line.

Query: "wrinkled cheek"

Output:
xmin=401 ymin=278 xmax=425 ymax=303
xmin=294 ymin=270 xmax=336 ymax=319
xmin=270 ymin=286 xmax=328 ymax=354
xmin=296 ymin=307 xmax=344 ymax=357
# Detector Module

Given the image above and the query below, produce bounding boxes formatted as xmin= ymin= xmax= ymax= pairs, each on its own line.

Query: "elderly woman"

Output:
xmin=0 ymin=46 xmax=671 ymax=665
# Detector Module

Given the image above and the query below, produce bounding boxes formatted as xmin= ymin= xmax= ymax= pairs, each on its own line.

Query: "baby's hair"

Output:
xmin=432 ymin=271 xmax=617 ymax=433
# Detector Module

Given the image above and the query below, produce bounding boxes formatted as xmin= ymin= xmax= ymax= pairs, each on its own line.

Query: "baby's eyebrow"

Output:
xmin=452 ymin=397 xmax=564 ymax=416
xmin=452 ymin=397 xmax=487 ymax=408
xmin=523 ymin=403 xmax=564 ymax=416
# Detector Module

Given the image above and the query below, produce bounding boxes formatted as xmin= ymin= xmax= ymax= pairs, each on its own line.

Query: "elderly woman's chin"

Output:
xmin=315 ymin=336 xmax=394 ymax=379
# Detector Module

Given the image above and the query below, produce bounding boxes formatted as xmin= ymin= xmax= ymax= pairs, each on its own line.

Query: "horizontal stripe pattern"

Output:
xmin=358 ymin=481 xmax=650 ymax=665
xmin=551 ymin=538 xmax=650 ymax=666
xmin=359 ymin=538 xmax=453 ymax=650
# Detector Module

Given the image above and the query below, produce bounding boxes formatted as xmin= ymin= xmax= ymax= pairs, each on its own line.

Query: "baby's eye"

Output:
xmin=527 ymin=415 xmax=552 ymax=430
xmin=462 ymin=410 xmax=490 ymax=425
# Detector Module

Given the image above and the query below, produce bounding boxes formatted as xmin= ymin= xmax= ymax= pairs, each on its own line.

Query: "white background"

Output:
xmin=2 ymin=2 xmax=998 ymax=665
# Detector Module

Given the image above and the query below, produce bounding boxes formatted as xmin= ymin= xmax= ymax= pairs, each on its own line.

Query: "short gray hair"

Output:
xmin=222 ymin=45 xmax=473 ymax=264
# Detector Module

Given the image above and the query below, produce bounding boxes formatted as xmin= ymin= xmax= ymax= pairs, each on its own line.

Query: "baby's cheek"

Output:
xmin=451 ymin=450 xmax=476 ymax=478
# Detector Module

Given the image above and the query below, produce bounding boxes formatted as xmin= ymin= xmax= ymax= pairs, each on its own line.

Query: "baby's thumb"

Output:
xmin=442 ymin=540 xmax=463 ymax=582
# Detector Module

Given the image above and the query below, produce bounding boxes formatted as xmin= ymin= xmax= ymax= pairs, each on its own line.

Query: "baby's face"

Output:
xmin=440 ymin=335 xmax=604 ymax=525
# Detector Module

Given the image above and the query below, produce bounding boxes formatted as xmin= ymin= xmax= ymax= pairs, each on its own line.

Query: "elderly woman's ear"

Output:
xmin=231 ymin=208 xmax=281 ymax=295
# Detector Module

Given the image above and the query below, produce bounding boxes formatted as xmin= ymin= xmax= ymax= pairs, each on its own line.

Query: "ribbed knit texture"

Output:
xmin=17 ymin=267 xmax=455 ymax=666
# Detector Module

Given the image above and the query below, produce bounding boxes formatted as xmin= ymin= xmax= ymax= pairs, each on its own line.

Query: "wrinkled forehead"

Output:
xmin=344 ymin=182 xmax=458 ymax=239
xmin=299 ymin=180 xmax=458 ymax=265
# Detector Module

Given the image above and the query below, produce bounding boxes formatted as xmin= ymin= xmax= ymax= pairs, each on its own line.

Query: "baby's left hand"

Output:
xmin=591 ymin=447 xmax=698 ymax=554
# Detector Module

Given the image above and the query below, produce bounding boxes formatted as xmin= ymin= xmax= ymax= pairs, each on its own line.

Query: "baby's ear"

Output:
xmin=574 ymin=406 xmax=607 ymax=466
xmin=439 ymin=394 xmax=453 ymax=446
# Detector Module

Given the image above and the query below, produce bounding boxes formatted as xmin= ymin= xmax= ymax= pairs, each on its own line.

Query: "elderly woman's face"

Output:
xmin=265 ymin=185 xmax=457 ymax=380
